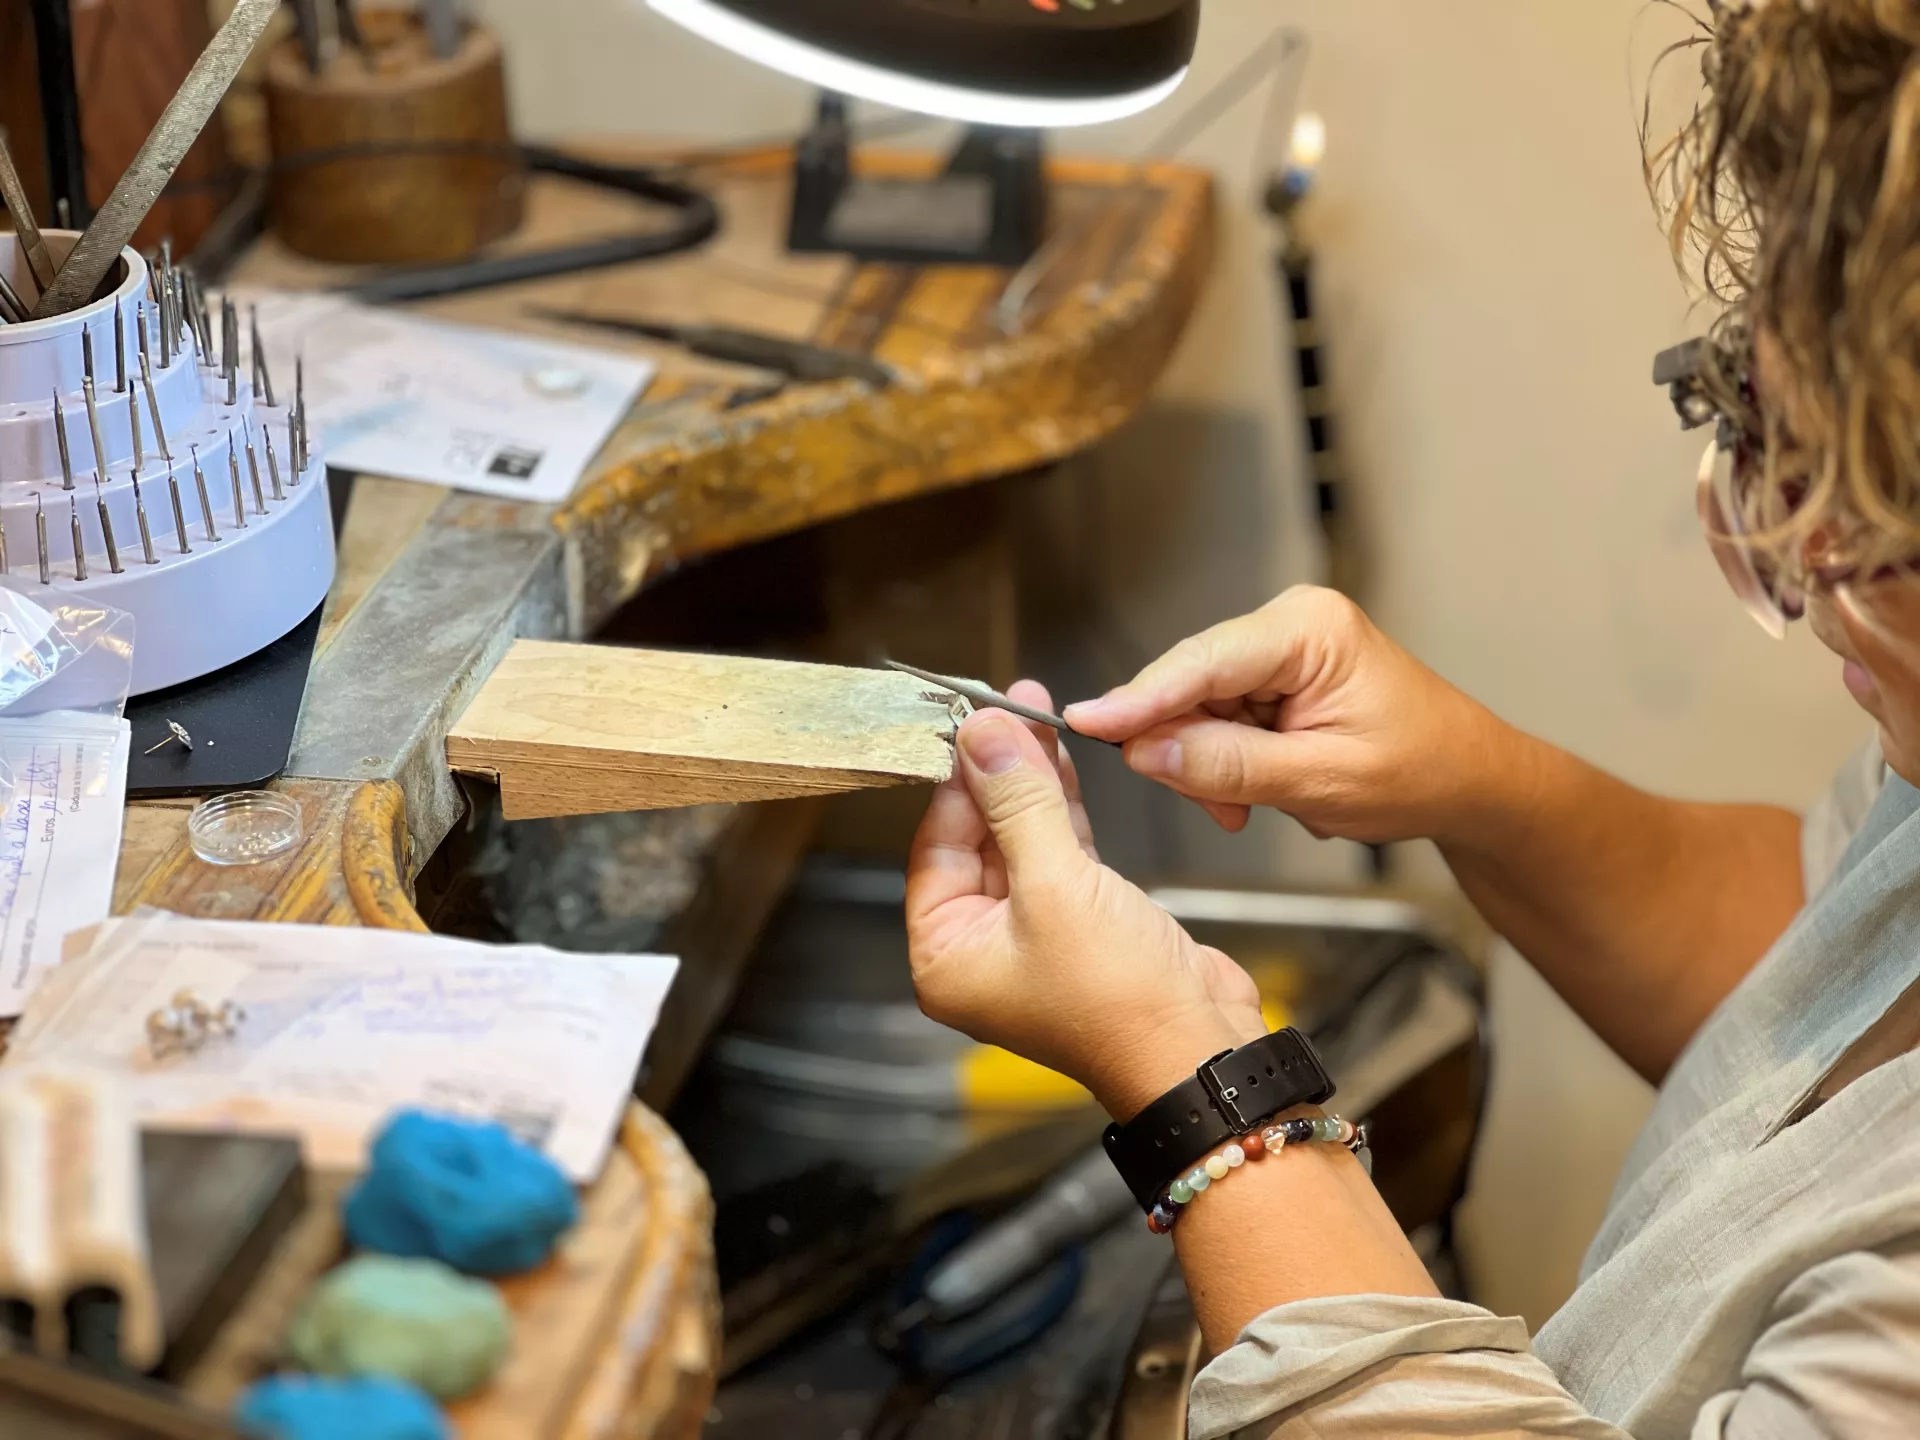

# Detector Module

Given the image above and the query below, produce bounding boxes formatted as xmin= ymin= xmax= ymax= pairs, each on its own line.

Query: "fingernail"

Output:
xmin=1130 ymin=738 xmax=1182 ymax=778
xmin=961 ymin=715 xmax=1024 ymax=775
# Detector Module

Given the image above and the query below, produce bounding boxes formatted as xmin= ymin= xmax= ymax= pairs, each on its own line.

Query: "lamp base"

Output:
xmin=787 ymin=93 xmax=1046 ymax=268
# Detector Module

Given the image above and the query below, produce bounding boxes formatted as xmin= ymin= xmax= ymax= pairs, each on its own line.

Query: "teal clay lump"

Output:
xmin=235 ymin=1375 xmax=449 ymax=1440
xmin=344 ymin=1109 xmax=580 ymax=1275
xmin=289 ymin=1255 xmax=510 ymax=1402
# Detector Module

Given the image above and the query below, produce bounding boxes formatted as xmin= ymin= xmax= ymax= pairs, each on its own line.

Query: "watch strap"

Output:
xmin=1100 ymin=1028 xmax=1335 ymax=1211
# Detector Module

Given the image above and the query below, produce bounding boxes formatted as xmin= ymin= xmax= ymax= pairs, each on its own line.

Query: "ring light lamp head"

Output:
xmin=645 ymin=0 xmax=1200 ymax=128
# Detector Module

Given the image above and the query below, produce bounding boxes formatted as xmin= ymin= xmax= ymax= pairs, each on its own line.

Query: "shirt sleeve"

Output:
xmin=1187 ymin=1296 xmax=1628 ymax=1440
xmin=1187 ymin=1245 xmax=1920 ymax=1440
xmin=1692 ymin=1242 xmax=1920 ymax=1439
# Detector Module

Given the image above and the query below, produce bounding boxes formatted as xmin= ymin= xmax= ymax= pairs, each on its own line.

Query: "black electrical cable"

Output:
xmin=333 ymin=145 xmax=720 ymax=303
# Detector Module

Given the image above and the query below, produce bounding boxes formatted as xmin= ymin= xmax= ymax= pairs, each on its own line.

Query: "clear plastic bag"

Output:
xmin=0 ymin=583 xmax=136 ymax=721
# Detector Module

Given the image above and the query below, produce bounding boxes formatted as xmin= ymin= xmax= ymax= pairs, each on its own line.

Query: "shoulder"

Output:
xmin=1802 ymin=735 xmax=1888 ymax=896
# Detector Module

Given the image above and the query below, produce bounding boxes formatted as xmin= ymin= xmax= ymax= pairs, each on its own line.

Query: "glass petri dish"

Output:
xmin=188 ymin=790 xmax=304 ymax=866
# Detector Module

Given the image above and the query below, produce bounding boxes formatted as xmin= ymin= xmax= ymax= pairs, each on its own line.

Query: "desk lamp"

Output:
xmin=646 ymin=0 xmax=1201 ymax=265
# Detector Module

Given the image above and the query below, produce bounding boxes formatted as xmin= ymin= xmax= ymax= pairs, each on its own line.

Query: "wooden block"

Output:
xmin=446 ymin=641 xmax=959 ymax=820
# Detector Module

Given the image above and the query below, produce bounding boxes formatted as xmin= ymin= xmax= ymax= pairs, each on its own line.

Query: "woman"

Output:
xmin=904 ymin=3 xmax=1920 ymax=1435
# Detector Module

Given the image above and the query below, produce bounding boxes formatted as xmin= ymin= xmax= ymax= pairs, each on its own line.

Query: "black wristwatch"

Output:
xmin=1101 ymin=1028 xmax=1336 ymax=1211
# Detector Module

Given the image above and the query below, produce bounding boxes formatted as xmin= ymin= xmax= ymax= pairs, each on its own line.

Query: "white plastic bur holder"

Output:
xmin=0 ymin=232 xmax=334 ymax=696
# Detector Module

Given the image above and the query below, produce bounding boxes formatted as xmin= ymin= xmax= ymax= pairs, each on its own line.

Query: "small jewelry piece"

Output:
xmin=145 ymin=988 xmax=244 ymax=1060
xmin=144 ymin=720 xmax=193 ymax=755
xmin=1145 ymin=1115 xmax=1367 ymax=1234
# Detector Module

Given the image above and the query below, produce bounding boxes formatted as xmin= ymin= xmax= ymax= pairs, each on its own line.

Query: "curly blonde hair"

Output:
xmin=1652 ymin=0 xmax=1920 ymax=570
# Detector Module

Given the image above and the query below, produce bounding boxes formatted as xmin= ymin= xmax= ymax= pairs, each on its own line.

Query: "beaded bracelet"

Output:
xmin=1145 ymin=1114 xmax=1367 ymax=1234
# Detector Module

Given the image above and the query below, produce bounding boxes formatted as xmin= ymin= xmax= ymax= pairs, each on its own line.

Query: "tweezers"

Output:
xmin=885 ymin=660 xmax=1118 ymax=746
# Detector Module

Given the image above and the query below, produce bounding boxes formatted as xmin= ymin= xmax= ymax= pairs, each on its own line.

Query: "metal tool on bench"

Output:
xmin=884 ymin=659 xmax=1119 ymax=745
xmin=32 ymin=0 xmax=278 ymax=318
xmin=0 ymin=139 xmax=56 ymax=299
xmin=530 ymin=307 xmax=899 ymax=389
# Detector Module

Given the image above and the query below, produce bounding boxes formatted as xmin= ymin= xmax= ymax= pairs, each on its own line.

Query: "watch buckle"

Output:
xmin=1197 ymin=1048 xmax=1256 ymax=1132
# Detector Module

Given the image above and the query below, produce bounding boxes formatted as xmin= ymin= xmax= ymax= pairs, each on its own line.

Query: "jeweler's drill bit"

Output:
xmin=168 ymin=472 xmax=190 ymax=554
xmin=223 ymin=299 xmax=238 ymax=406
xmin=94 ymin=475 xmax=121 ymax=574
xmin=244 ymin=420 xmax=266 ymax=514
xmin=129 ymin=378 xmax=145 ymax=476
xmin=52 ymin=390 xmax=75 ymax=491
xmin=190 ymin=273 xmax=212 ymax=357
xmin=113 ymin=302 xmax=127 ymax=394
xmin=131 ymin=474 xmax=157 ymax=564
xmin=293 ymin=355 xmax=307 ymax=479
xmin=228 ymin=436 xmax=247 ymax=529
xmin=163 ymin=270 xmax=179 ymax=351
xmin=172 ymin=273 xmax=192 ymax=360
xmin=138 ymin=298 xmax=152 ymax=374
xmin=264 ymin=425 xmax=284 ymax=501
xmin=191 ymin=444 xmax=217 ymax=541
xmin=81 ymin=377 xmax=109 ymax=483
xmin=181 ymin=272 xmax=200 ymax=356
xmin=69 ymin=496 xmax=86 ymax=581
xmin=138 ymin=349 xmax=172 ymax=463
xmin=81 ymin=327 xmax=95 ymax=390
xmin=250 ymin=305 xmax=276 ymax=407
xmin=157 ymin=272 xmax=173 ymax=361
xmin=35 ymin=497 xmax=48 ymax=584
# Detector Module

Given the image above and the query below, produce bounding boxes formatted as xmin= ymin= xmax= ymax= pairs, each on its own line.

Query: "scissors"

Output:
xmin=885 ymin=660 xmax=1119 ymax=747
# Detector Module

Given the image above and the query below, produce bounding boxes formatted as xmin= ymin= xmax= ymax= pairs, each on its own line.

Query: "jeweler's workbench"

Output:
xmin=107 ymin=145 xmax=1213 ymax=1438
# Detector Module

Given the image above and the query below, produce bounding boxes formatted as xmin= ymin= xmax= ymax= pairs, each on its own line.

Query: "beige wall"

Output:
xmin=475 ymin=0 xmax=1871 ymax=1327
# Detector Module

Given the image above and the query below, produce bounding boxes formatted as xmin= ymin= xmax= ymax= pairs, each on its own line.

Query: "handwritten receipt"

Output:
xmin=0 ymin=711 xmax=130 ymax=1016
xmin=13 ymin=911 xmax=678 ymax=1181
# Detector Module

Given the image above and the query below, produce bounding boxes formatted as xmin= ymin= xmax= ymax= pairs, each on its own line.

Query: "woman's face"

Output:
xmin=1808 ymin=589 xmax=1920 ymax=781
xmin=1754 ymin=332 xmax=1920 ymax=781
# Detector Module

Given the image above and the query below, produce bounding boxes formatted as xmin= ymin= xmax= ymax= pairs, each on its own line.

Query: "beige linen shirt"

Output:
xmin=1191 ymin=740 xmax=1920 ymax=1440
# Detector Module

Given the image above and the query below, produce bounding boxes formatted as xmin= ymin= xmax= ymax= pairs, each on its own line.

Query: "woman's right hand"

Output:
xmin=1062 ymin=586 xmax=1513 ymax=843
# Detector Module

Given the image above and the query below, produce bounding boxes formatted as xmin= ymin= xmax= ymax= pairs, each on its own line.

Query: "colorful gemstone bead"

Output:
xmin=1222 ymin=1144 xmax=1246 ymax=1168
xmin=1314 ymin=1117 xmax=1341 ymax=1143
xmin=1168 ymin=1177 xmax=1195 ymax=1204
xmin=1185 ymin=1167 xmax=1211 ymax=1192
xmin=1335 ymin=1118 xmax=1357 ymax=1145
xmin=1147 ymin=1202 xmax=1178 ymax=1234
xmin=1283 ymin=1118 xmax=1316 ymax=1145
xmin=1240 ymin=1130 xmax=1266 ymax=1158
xmin=1260 ymin=1124 xmax=1287 ymax=1151
xmin=1204 ymin=1153 xmax=1230 ymax=1181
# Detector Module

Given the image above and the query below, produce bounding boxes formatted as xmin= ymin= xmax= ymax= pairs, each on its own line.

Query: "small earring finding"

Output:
xmin=146 ymin=988 xmax=245 ymax=1060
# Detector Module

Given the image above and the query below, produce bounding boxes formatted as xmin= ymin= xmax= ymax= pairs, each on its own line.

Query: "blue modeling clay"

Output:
xmin=235 ymin=1374 xmax=448 ymax=1440
xmin=343 ymin=1109 xmax=580 ymax=1276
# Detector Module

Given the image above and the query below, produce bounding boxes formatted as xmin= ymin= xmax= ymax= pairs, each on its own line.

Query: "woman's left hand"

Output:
xmin=905 ymin=682 xmax=1266 ymax=1120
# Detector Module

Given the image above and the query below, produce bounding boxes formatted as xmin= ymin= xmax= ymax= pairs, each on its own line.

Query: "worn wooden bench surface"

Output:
xmin=107 ymin=144 xmax=1212 ymax=1439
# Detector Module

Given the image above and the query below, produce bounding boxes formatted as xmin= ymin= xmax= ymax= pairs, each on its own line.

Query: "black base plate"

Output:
xmin=124 ymin=600 xmax=325 ymax=799
xmin=122 ymin=469 xmax=351 ymax=799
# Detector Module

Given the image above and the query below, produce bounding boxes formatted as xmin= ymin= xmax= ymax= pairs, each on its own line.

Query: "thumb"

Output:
xmin=955 ymin=711 xmax=1084 ymax=882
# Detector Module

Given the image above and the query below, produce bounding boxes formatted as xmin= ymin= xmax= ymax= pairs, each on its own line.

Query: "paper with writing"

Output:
xmin=0 ymin=712 xmax=130 ymax=1016
xmin=9 ymin=911 xmax=678 ymax=1181
xmin=238 ymin=292 xmax=655 ymax=504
